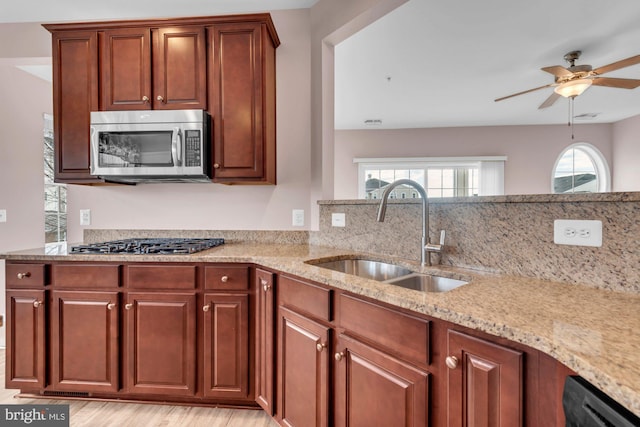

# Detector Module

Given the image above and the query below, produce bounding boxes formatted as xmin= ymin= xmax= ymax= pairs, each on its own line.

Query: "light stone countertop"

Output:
xmin=3 ymin=241 xmax=640 ymax=417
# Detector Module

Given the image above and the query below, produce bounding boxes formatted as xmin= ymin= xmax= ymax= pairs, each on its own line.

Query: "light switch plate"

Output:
xmin=554 ymin=219 xmax=602 ymax=247
xmin=0 ymin=209 xmax=6 ymax=223
xmin=332 ymin=213 xmax=346 ymax=227
xmin=292 ymin=209 xmax=304 ymax=227
xmin=80 ymin=209 xmax=91 ymax=226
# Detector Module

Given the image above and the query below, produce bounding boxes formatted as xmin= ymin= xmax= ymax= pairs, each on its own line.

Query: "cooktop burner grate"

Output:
xmin=70 ymin=238 xmax=225 ymax=255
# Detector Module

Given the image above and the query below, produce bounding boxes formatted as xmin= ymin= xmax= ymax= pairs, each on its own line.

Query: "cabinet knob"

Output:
xmin=33 ymin=300 xmax=43 ymax=308
xmin=157 ymin=95 xmax=165 ymax=103
xmin=142 ymin=95 xmax=150 ymax=103
xmin=445 ymin=356 xmax=459 ymax=369
xmin=203 ymin=303 xmax=211 ymax=312
xmin=334 ymin=351 xmax=345 ymax=361
xmin=221 ymin=275 xmax=229 ymax=283
xmin=107 ymin=303 xmax=116 ymax=310
xmin=213 ymin=163 xmax=220 ymax=169
xmin=316 ymin=343 xmax=326 ymax=352
xmin=125 ymin=303 xmax=133 ymax=310
xmin=262 ymin=279 xmax=271 ymax=292
xmin=17 ymin=272 xmax=31 ymax=279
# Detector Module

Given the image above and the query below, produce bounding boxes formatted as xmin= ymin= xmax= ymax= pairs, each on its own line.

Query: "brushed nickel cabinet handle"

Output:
xmin=157 ymin=95 xmax=165 ymax=102
xmin=125 ymin=303 xmax=133 ymax=310
xmin=334 ymin=352 xmax=345 ymax=361
xmin=107 ymin=303 xmax=116 ymax=310
xmin=17 ymin=272 xmax=31 ymax=279
xmin=142 ymin=95 xmax=150 ymax=103
xmin=203 ymin=303 xmax=211 ymax=312
xmin=221 ymin=275 xmax=229 ymax=283
xmin=316 ymin=343 xmax=326 ymax=352
xmin=446 ymin=356 xmax=459 ymax=369
xmin=33 ymin=300 xmax=43 ymax=308
xmin=213 ymin=163 xmax=220 ymax=169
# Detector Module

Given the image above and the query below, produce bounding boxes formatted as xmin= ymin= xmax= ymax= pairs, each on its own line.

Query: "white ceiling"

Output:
xmin=4 ymin=0 xmax=640 ymax=130
xmin=335 ymin=0 xmax=640 ymax=129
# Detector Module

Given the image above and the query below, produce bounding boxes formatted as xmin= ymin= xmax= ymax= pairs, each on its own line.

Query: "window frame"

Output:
xmin=551 ymin=143 xmax=611 ymax=194
xmin=354 ymin=156 xmax=506 ymax=199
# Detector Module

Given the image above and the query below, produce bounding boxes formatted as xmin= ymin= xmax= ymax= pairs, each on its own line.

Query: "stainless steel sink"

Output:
xmin=309 ymin=259 xmax=412 ymax=281
xmin=308 ymin=258 xmax=469 ymax=293
xmin=385 ymin=273 xmax=468 ymax=293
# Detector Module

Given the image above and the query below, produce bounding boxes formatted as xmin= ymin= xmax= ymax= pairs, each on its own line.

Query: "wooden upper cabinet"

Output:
xmin=100 ymin=28 xmax=151 ymax=110
xmin=153 ymin=26 xmax=207 ymax=110
xmin=208 ymin=22 xmax=277 ymax=184
xmin=51 ymin=30 xmax=100 ymax=183
xmin=446 ymin=329 xmax=523 ymax=427
xmin=100 ymin=26 xmax=206 ymax=111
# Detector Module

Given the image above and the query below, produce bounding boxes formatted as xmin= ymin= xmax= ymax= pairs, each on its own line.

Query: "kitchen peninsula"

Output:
xmin=4 ymin=223 xmax=640 ymax=426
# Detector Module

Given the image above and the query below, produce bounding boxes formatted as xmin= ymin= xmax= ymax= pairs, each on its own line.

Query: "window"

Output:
xmin=552 ymin=143 xmax=610 ymax=194
xmin=355 ymin=157 xmax=506 ymax=199
xmin=44 ymin=114 xmax=67 ymax=243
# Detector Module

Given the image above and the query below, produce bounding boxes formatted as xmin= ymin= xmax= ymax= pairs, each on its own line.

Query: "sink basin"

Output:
xmin=310 ymin=259 xmax=412 ymax=281
xmin=385 ymin=273 xmax=468 ymax=293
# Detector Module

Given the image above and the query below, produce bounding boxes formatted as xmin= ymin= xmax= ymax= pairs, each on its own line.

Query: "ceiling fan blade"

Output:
xmin=494 ymin=84 xmax=554 ymax=102
xmin=538 ymin=92 xmax=561 ymax=109
xmin=592 ymin=55 xmax=640 ymax=75
xmin=591 ymin=77 xmax=640 ymax=89
xmin=541 ymin=65 xmax=573 ymax=78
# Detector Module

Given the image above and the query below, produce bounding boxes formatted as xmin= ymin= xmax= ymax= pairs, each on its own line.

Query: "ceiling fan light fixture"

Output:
xmin=554 ymin=78 xmax=592 ymax=98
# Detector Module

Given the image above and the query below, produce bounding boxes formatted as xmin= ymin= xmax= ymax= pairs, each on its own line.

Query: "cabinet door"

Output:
xmin=124 ymin=292 xmax=196 ymax=396
xmin=6 ymin=290 xmax=46 ymax=390
xmin=152 ymin=26 xmax=207 ymax=110
xmin=278 ymin=307 xmax=330 ymax=427
xmin=209 ymin=22 xmax=276 ymax=184
xmin=100 ymin=28 xmax=152 ymax=110
xmin=51 ymin=31 xmax=99 ymax=183
xmin=447 ymin=329 xmax=523 ymax=427
xmin=256 ymin=268 xmax=275 ymax=414
xmin=334 ymin=334 xmax=429 ymax=427
xmin=50 ymin=291 xmax=119 ymax=392
xmin=203 ymin=293 xmax=249 ymax=400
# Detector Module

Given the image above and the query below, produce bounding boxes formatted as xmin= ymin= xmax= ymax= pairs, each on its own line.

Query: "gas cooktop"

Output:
xmin=70 ymin=238 xmax=224 ymax=255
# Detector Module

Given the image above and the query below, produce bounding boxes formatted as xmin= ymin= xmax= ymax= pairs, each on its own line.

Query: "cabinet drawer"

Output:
xmin=279 ymin=275 xmax=332 ymax=322
xmin=127 ymin=265 xmax=196 ymax=289
xmin=6 ymin=263 xmax=46 ymax=287
xmin=204 ymin=266 xmax=249 ymax=290
xmin=339 ymin=294 xmax=430 ymax=366
xmin=53 ymin=264 xmax=120 ymax=288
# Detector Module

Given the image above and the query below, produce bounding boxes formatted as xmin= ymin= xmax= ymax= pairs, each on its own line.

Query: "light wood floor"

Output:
xmin=0 ymin=350 xmax=278 ymax=427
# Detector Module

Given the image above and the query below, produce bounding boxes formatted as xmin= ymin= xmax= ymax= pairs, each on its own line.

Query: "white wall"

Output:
xmin=334 ymin=123 xmax=614 ymax=198
xmin=612 ymin=114 xmax=640 ymax=191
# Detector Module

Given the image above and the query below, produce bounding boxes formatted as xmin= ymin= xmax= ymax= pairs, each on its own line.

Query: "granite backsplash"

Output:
xmin=309 ymin=193 xmax=640 ymax=294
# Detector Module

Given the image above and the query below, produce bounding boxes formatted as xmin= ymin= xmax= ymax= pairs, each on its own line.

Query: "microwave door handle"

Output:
xmin=172 ymin=127 xmax=182 ymax=166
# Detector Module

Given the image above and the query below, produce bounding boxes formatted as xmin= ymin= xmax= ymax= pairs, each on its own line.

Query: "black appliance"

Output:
xmin=70 ymin=238 xmax=224 ymax=255
xmin=563 ymin=375 xmax=640 ymax=427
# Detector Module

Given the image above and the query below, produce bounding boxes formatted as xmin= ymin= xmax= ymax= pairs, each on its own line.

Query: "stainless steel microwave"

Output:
xmin=90 ymin=110 xmax=211 ymax=183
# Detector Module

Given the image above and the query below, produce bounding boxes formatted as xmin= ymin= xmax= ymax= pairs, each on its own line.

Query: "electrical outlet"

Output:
xmin=554 ymin=219 xmax=602 ymax=247
xmin=292 ymin=209 xmax=304 ymax=227
xmin=80 ymin=209 xmax=91 ymax=226
xmin=0 ymin=209 xmax=6 ymax=223
xmin=331 ymin=213 xmax=346 ymax=227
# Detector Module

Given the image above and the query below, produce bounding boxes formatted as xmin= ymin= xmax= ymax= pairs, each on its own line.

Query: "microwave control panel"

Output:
xmin=184 ymin=130 xmax=202 ymax=167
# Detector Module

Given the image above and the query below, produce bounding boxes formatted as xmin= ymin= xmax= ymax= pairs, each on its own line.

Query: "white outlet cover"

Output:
xmin=332 ymin=213 xmax=346 ymax=227
xmin=553 ymin=219 xmax=602 ymax=247
xmin=80 ymin=209 xmax=91 ymax=226
xmin=292 ymin=209 xmax=304 ymax=227
xmin=0 ymin=209 xmax=6 ymax=223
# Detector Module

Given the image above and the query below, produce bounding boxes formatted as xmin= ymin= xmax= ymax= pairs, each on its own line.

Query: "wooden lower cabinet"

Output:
xmin=446 ymin=329 xmax=523 ymax=427
xmin=203 ymin=293 xmax=250 ymax=399
xmin=277 ymin=307 xmax=331 ymax=427
xmin=124 ymin=292 xmax=197 ymax=396
xmin=50 ymin=290 xmax=120 ymax=392
xmin=256 ymin=268 xmax=276 ymax=414
xmin=334 ymin=334 xmax=429 ymax=427
xmin=5 ymin=289 xmax=46 ymax=390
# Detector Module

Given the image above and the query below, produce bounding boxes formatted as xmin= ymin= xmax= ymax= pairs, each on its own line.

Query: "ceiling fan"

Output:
xmin=495 ymin=51 xmax=640 ymax=109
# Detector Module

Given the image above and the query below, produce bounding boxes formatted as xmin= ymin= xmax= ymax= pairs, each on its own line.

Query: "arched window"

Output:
xmin=552 ymin=143 xmax=610 ymax=193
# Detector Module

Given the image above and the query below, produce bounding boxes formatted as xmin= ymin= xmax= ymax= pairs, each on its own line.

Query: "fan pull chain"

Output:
xmin=568 ymin=97 xmax=575 ymax=140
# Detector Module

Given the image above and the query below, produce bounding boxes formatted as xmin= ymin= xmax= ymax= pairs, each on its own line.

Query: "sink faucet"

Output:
xmin=376 ymin=179 xmax=445 ymax=266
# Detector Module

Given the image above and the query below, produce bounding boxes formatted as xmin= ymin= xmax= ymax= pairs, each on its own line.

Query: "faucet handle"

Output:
xmin=439 ymin=230 xmax=446 ymax=246
xmin=426 ymin=230 xmax=446 ymax=253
